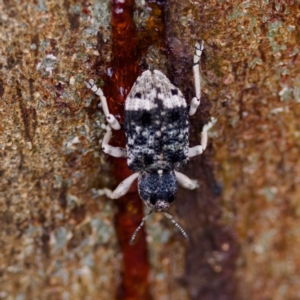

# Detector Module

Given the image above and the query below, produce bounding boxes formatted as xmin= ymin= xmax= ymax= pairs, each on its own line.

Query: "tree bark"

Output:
xmin=1 ymin=1 xmax=299 ymax=299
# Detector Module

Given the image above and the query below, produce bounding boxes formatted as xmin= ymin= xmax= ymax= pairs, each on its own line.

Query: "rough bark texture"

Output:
xmin=1 ymin=0 xmax=300 ymax=300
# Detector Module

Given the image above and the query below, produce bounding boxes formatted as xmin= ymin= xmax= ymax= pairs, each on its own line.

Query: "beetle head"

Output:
xmin=130 ymin=170 xmax=188 ymax=245
xmin=138 ymin=170 xmax=178 ymax=212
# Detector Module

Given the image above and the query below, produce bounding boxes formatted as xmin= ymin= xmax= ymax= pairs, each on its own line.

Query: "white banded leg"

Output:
xmin=112 ymin=172 xmax=139 ymax=199
xmin=102 ymin=125 xmax=127 ymax=158
xmin=175 ymin=171 xmax=199 ymax=190
xmin=189 ymin=40 xmax=204 ymax=116
xmin=85 ymin=79 xmax=121 ymax=130
xmin=189 ymin=117 xmax=217 ymax=158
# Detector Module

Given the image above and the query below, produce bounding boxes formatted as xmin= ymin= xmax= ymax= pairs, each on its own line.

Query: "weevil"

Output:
xmin=85 ymin=41 xmax=216 ymax=244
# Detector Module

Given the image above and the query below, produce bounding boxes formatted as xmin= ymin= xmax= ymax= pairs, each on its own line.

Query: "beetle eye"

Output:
xmin=150 ymin=195 xmax=157 ymax=205
xmin=168 ymin=195 xmax=175 ymax=203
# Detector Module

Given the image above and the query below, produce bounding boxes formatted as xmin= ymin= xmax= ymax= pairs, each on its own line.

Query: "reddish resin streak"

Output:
xmin=104 ymin=0 xmax=151 ymax=299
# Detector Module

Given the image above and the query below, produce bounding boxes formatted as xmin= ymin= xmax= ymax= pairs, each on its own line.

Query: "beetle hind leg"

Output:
xmin=189 ymin=40 xmax=204 ymax=116
xmin=85 ymin=79 xmax=121 ymax=130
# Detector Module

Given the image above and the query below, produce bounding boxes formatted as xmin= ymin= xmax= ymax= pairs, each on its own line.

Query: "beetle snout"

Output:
xmin=155 ymin=200 xmax=170 ymax=212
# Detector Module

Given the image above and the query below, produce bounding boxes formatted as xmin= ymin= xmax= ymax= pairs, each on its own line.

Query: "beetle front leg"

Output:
xmin=102 ymin=125 xmax=127 ymax=158
xmin=85 ymin=79 xmax=121 ymax=130
xmin=188 ymin=117 xmax=217 ymax=158
xmin=175 ymin=171 xmax=199 ymax=190
xmin=112 ymin=172 xmax=140 ymax=199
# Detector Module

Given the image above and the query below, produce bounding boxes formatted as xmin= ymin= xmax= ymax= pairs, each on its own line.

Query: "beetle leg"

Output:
xmin=85 ymin=79 xmax=121 ymax=130
xmin=189 ymin=40 xmax=204 ymax=116
xmin=175 ymin=171 xmax=199 ymax=190
xmin=102 ymin=125 xmax=127 ymax=158
xmin=112 ymin=172 xmax=140 ymax=199
xmin=188 ymin=145 xmax=204 ymax=157
xmin=188 ymin=117 xmax=217 ymax=157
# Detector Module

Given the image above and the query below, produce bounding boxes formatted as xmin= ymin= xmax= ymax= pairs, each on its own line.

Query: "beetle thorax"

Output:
xmin=138 ymin=170 xmax=178 ymax=212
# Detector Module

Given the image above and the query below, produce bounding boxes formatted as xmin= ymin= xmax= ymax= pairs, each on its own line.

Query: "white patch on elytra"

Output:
xmin=125 ymin=70 xmax=187 ymax=111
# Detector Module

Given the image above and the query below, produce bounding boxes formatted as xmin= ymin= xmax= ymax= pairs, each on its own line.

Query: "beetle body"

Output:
xmin=85 ymin=41 xmax=216 ymax=243
xmin=124 ymin=70 xmax=189 ymax=211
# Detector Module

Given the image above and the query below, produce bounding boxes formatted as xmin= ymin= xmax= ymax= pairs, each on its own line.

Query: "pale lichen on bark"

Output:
xmin=0 ymin=1 xmax=120 ymax=299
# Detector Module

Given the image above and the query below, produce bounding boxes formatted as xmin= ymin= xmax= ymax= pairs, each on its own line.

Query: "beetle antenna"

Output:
xmin=130 ymin=211 xmax=153 ymax=245
xmin=162 ymin=212 xmax=189 ymax=240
